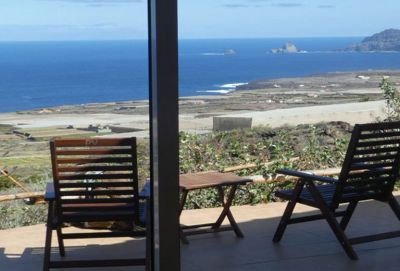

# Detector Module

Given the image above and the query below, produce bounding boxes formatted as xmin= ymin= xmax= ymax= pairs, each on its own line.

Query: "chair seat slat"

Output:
xmin=60 ymin=189 xmax=135 ymax=197
xmin=359 ymin=131 xmax=400 ymax=139
xmin=343 ymin=184 xmax=391 ymax=194
xmin=357 ymin=139 xmax=400 ymax=148
xmin=56 ymin=157 xmax=133 ymax=164
xmin=59 ymin=182 xmax=134 ymax=188
xmin=354 ymin=147 xmax=399 ymax=155
xmin=61 ymin=203 xmax=135 ymax=212
xmin=55 ymin=149 xmax=132 ymax=156
xmin=58 ymin=165 xmax=133 ymax=173
xmin=345 ymin=176 xmax=393 ymax=186
xmin=357 ymin=122 xmax=400 ymax=131
xmin=62 ymin=207 xmax=134 ymax=213
xmin=350 ymin=162 xmax=393 ymax=170
xmin=61 ymin=198 xmax=135 ymax=204
xmin=352 ymin=154 xmax=398 ymax=163
xmin=347 ymin=169 xmax=393 ymax=179
xmin=61 ymin=213 xmax=136 ymax=222
xmin=53 ymin=138 xmax=133 ymax=147
xmin=58 ymin=173 xmax=135 ymax=181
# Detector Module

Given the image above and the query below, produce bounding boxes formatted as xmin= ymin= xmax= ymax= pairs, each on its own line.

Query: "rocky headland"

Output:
xmin=346 ymin=29 xmax=400 ymax=52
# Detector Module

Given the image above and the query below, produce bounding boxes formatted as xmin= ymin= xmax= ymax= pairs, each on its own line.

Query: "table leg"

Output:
xmin=179 ymin=190 xmax=189 ymax=244
xmin=213 ymin=185 xmax=244 ymax=238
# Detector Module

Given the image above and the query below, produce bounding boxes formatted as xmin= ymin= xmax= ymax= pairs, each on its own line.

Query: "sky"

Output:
xmin=0 ymin=0 xmax=399 ymax=41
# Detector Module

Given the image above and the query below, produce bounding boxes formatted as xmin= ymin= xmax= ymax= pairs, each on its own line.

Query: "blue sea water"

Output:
xmin=1 ymin=38 xmax=400 ymax=112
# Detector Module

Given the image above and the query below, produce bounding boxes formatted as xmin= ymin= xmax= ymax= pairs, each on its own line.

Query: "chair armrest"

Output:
xmin=276 ymin=169 xmax=339 ymax=184
xmin=44 ymin=182 xmax=55 ymax=201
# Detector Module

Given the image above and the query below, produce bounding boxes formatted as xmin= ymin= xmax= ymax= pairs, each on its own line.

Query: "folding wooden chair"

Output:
xmin=43 ymin=137 xmax=149 ymax=270
xmin=273 ymin=121 xmax=400 ymax=260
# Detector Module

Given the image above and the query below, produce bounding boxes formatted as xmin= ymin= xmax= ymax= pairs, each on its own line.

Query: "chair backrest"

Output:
xmin=50 ymin=137 xmax=139 ymax=223
xmin=333 ymin=121 xmax=400 ymax=205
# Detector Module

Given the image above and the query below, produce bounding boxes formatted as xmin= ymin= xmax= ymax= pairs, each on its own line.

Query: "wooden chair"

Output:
xmin=43 ymin=137 xmax=149 ymax=270
xmin=273 ymin=121 xmax=400 ymax=260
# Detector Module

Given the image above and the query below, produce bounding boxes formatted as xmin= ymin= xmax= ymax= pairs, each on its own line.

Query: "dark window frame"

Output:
xmin=148 ymin=0 xmax=180 ymax=270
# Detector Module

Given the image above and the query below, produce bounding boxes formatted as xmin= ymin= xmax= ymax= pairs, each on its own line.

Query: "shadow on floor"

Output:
xmin=1 ymin=197 xmax=400 ymax=271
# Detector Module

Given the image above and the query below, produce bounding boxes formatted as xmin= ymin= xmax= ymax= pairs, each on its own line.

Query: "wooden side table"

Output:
xmin=179 ymin=172 xmax=252 ymax=244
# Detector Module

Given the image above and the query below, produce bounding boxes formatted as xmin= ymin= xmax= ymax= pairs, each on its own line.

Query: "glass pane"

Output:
xmin=0 ymin=0 xmax=150 ymax=231
xmin=178 ymin=1 xmax=400 ymax=269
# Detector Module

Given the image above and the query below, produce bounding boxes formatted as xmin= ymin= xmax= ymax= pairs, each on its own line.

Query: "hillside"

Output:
xmin=346 ymin=29 xmax=400 ymax=52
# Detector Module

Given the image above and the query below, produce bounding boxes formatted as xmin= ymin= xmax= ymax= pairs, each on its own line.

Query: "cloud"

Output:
xmin=272 ymin=3 xmax=303 ymax=8
xmin=40 ymin=0 xmax=142 ymax=7
xmin=222 ymin=0 xmax=303 ymax=9
xmin=223 ymin=4 xmax=248 ymax=8
xmin=318 ymin=4 xmax=335 ymax=9
xmin=42 ymin=0 xmax=141 ymax=3
xmin=0 ymin=23 xmax=146 ymax=41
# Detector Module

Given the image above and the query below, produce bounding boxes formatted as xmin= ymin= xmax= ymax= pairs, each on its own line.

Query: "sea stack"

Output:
xmin=271 ymin=43 xmax=299 ymax=53
xmin=224 ymin=49 xmax=237 ymax=55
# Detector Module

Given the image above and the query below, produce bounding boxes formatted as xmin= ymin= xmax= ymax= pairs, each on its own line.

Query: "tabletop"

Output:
xmin=179 ymin=172 xmax=252 ymax=190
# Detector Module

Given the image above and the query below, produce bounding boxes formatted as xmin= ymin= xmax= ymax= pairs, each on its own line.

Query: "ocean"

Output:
xmin=1 ymin=37 xmax=400 ymax=112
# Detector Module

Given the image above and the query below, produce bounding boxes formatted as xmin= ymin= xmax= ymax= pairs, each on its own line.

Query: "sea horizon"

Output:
xmin=0 ymin=36 xmax=367 ymax=43
xmin=1 ymin=37 xmax=400 ymax=113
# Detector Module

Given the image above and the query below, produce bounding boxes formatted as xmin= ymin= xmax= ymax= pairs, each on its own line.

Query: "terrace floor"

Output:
xmin=1 ymin=195 xmax=400 ymax=271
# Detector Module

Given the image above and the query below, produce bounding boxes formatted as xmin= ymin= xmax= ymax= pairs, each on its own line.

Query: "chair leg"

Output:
xmin=43 ymin=203 xmax=54 ymax=271
xmin=388 ymin=195 xmax=400 ymax=221
xmin=306 ymin=182 xmax=358 ymax=260
xmin=56 ymin=226 xmax=65 ymax=257
xmin=340 ymin=201 xmax=358 ymax=230
xmin=273 ymin=180 xmax=305 ymax=243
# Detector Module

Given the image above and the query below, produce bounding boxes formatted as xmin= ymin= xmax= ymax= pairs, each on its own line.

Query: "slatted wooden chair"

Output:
xmin=43 ymin=137 xmax=149 ymax=270
xmin=273 ymin=121 xmax=400 ymax=260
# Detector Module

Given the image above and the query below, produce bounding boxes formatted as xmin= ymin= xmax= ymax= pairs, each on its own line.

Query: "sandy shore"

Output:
xmin=0 ymin=99 xmax=386 ymax=138
xmin=223 ymin=100 xmax=385 ymax=128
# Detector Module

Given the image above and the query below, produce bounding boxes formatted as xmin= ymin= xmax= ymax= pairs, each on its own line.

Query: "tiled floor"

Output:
xmin=1 ymin=196 xmax=400 ymax=270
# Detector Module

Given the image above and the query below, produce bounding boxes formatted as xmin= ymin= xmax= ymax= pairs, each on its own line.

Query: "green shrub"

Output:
xmin=380 ymin=78 xmax=400 ymax=121
xmin=0 ymin=122 xmax=352 ymax=228
xmin=0 ymin=201 xmax=47 ymax=229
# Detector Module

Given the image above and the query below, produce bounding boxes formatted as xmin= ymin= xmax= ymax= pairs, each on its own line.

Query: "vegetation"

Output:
xmin=0 ymin=121 xmax=353 ymax=229
xmin=2 ymin=78 xmax=399 ymax=229
xmin=180 ymin=122 xmax=350 ymax=209
xmin=380 ymin=77 xmax=400 ymax=121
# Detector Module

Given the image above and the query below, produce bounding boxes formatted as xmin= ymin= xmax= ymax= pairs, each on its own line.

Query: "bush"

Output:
xmin=179 ymin=122 xmax=351 ymax=208
xmin=0 ymin=122 xmax=351 ymax=228
xmin=380 ymin=78 xmax=400 ymax=121
xmin=0 ymin=201 xmax=47 ymax=229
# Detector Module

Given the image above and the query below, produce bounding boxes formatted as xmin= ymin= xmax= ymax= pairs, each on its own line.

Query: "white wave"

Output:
xmin=219 ymin=82 xmax=248 ymax=88
xmin=201 ymin=53 xmax=225 ymax=56
xmin=196 ymin=89 xmax=233 ymax=94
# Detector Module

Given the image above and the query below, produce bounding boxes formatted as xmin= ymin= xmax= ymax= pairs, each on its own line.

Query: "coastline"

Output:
xmin=0 ymin=69 xmax=395 ymax=179
xmin=1 ymin=69 xmax=398 ymax=136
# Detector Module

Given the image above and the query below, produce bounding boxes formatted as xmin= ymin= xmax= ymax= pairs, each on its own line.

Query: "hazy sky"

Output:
xmin=0 ymin=0 xmax=399 ymax=41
